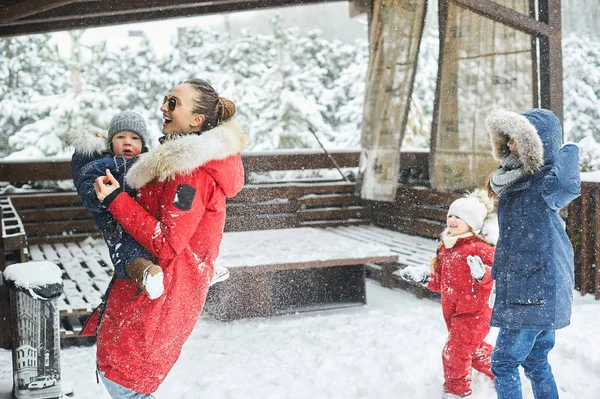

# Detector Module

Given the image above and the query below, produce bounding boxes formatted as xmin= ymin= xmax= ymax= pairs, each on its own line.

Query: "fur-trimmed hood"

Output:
xmin=126 ymin=121 xmax=247 ymax=191
xmin=64 ymin=128 xmax=108 ymax=156
xmin=486 ymin=108 xmax=561 ymax=174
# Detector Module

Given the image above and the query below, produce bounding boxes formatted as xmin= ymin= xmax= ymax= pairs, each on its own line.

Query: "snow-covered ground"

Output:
xmin=1 ymin=280 xmax=599 ymax=399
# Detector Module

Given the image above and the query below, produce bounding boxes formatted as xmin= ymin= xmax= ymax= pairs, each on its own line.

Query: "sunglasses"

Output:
xmin=163 ymin=95 xmax=194 ymax=112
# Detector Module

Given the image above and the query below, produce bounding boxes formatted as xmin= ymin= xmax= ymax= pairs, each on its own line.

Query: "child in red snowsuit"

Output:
xmin=400 ymin=190 xmax=497 ymax=398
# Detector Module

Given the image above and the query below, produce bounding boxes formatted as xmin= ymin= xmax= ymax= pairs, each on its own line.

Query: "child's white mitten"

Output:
xmin=398 ymin=265 xmax=429 ymax=284
xmin=467 ymin=255 xmax=485 ymax=281
xmin=489 ymin=282 xmax=496 ymax=308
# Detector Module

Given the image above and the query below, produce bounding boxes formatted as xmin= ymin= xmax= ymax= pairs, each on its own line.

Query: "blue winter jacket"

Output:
xmin=487 ymin=108 xmax=581 ymax=330
xmin=68 ymin=130 xmax=151 ymax=278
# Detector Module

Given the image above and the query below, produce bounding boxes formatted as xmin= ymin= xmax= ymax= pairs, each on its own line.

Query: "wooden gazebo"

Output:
xmin=3 ymin=0 xmax=594 ymax=351
xmin=0 ymin=0 xmax=565 ymax=193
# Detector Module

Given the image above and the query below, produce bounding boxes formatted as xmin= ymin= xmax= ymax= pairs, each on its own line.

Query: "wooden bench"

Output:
xmin=204 ymin=227 xmax=399 ymax=321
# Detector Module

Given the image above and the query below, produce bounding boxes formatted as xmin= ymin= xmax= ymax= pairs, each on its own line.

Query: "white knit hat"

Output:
xmin=447 ymin=197 xmax=488 ymax=232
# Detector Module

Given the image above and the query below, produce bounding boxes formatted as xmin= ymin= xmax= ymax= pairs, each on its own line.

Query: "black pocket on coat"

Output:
xmin=173 ymin=184 xmax=196 ymax=210
xmin=507 ymin=252 xmax=546 ymax=305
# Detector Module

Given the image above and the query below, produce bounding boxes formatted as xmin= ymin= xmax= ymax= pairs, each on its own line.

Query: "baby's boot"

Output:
xmin=126 ymin=258 xmax=164 ymax=300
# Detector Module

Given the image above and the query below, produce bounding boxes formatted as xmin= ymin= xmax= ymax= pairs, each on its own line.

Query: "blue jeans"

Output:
xmin=491 ymin=329 xmax=558 ymax=399
xmin=99 ymin=371 xmax=155 ymax=399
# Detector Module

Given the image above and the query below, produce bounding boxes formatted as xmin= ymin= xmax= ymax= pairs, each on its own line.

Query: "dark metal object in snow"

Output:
xmin=6 ymin=264 xmax=64 ymax=399
xmin=308 ymin=127 xmax=349 ymax=182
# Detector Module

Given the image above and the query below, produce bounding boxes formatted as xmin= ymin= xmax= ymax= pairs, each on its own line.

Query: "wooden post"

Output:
xmin=595 ymin=187 xmax=600 ymax=300
xmin=567 ymin=197 xmax=582 ymax=292
xmin=358 ymin=0 xmax=428 ymax=201
xmin=580 ymin=184 xmax=591 ymax=295
xmin=538 ymin=0 xmax=564 ymax=122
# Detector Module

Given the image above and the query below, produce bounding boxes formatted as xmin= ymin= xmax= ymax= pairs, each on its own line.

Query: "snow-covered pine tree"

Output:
xmin=88 ymin=36 xmax=167 ymax=146
xmin=563 ymin=34 xmax=600 ymax=143
xmin=231 ymin=16 xmax=360 ymax=150
xmin=0 ymin=35 xmax=69 ymax=157
xmin=7 ymin=31 xmax=120 ymax=158
xmin=327 ymin=39 xmax=369 ymax=149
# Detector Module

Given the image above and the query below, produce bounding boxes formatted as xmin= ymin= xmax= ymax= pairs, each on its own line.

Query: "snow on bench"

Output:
xmin=215 ymin=227 xmax=398 ymax=271
xmin=205 ymin=227 xmax=399 ymax=320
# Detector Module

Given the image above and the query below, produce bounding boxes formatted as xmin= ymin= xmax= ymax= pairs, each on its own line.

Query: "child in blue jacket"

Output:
xmin=66 ymin=111 xmax=165 ymax=299
xmin=485 ymin=108 xmax=580 ymax=399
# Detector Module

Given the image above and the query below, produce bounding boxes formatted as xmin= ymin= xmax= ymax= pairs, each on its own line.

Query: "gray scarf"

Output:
xmin=490 ymin=153 xmax=527 ymax=196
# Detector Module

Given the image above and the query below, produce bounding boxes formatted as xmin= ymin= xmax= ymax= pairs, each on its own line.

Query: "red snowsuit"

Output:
xmin=427 ymin=234 xmax=495 ymax=397
xmin=81 ymin=121 xmax=246 ymax=394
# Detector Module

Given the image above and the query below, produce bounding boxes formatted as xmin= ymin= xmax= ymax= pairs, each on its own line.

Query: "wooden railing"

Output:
xmin=0 ymin=150 xmax=430 ymax=244
xmin=0 ymin=150 xmax=428 ymax=184
xmin=567 ymin=181 xmax=600 ymax=300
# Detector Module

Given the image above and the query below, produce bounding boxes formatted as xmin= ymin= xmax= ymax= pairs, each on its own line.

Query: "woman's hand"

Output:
xmin=94 ymin=169 xmax=120 ymax=201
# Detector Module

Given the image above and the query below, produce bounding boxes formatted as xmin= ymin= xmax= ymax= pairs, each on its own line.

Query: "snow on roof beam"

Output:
xmin=0 ymin=0 xmax=341 ymax=37
xmin=0 ymin=0 xmax=77 ymax=23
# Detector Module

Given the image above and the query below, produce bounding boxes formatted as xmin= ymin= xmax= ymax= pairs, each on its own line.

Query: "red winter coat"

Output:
xmin=427 ymin=234 xmax=494 ymax=330
xmin=427 ymin=234 xmax=495 ymax=395
xmin=81 ymin=121 xmax=246 ymax=394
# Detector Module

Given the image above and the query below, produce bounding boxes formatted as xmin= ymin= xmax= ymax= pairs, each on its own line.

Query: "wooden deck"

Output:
xmin=27 ymin=238 xmax=113 ymax=339
xmin=323 ymin=225 xmax=439 ymax=297
xmin=25 ymin=225 xmax=438 ymax=341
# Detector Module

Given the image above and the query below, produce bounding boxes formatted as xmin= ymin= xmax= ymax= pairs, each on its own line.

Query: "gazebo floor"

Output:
xmin=26 ymin=225 xmax=438 ymax=343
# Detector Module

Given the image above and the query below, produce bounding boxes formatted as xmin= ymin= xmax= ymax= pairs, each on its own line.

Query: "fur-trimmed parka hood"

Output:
xmin=64 ymin=128 xmax=108 ymax=157
xmin=486 ymin=108 xmax=562 ymax=174
xmin=125 ymin=121 xmax=247 ymax=193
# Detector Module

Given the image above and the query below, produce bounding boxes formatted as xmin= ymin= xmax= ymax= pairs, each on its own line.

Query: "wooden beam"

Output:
xmin=451 ymin=0 xmax=553 ymax=37
xmin=529 ymin=0 xmax=540 ymax=108
xmin=0 ymin=151 xmax=428 ymax=186
xmin=538 ymin=0 xmax=563 ymax=122
xmin=0 ymin=151 xmax=361 ymax=182
xmin=0 ymin=158 xmax=73 ymax=181
xmin=242 ymin=151 xmax=360 ymax=173
xmin=0 ymin=0 xmax=340 ymax=37
xmin=0 ymin=0 xmax=76 ymax=23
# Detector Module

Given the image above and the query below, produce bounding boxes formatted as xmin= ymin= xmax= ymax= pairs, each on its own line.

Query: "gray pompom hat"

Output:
xmin=107 ymin=111 xmax=149 ymax=153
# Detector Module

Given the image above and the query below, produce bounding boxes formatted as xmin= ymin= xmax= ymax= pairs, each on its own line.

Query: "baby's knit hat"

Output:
xmin=447 ymin=190 xmax=490 ymax=232
xmin=107 ymin=111 xmax=149 ymax=152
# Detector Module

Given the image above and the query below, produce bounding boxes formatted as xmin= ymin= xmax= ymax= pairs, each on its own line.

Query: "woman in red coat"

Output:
xmin=400 ymin=190 xmax=497 ymax=398
xmin=88 ymin=78 xmax=246 ymax=397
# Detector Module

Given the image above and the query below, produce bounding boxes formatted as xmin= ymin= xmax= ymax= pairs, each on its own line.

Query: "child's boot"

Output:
xmin=126 ymin=258 xmax=164 ymax=300
xmin=442 ymin=393 xmax=465 ymax=399
xmin=210 ymin=266 xmax=229 ymax=286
